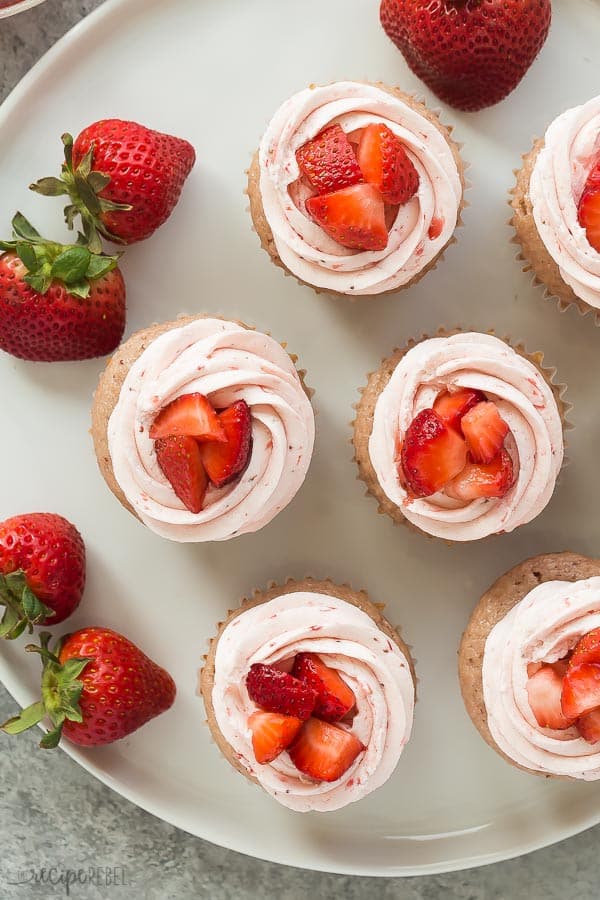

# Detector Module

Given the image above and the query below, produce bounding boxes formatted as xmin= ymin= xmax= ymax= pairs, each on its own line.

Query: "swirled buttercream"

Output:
xmin=107 ymin=318 xmax=315 ymax=542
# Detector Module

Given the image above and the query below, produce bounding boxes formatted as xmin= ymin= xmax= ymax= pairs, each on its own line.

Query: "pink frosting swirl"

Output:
xmin=258 ymin=82 xmax=462 ymax=295
xmin=107 ymin=318 xmax=315 ymax=542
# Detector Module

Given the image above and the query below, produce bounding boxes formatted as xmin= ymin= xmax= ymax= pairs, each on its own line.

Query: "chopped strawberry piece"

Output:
xmin=570 ymin=628 xmax=600 ymax=667
xmin=561 ymin=663 xmax=600 ymax=720
xmin=400 ymin=408 xmax=467 ymax=497
xmin=246 ymin=663 xmax=317 ymax=720
xmin=578 ymin=160 xmax=600 ymax=253
xmin=576 ymin=708 xmax=600 ymax=745
xmin=149 ymin=393 xmax=226 ymax=442
xmin=444 ymin=449 xmax=514 ymax=501
xmin=433 ymin=388 xmax=487 ymax=432
xmin=296 ymin=124 xmax=363 ymax=195
xmin=460 ymin=401 xmax=510 ymax=464
xmin=288 ymin=718 xmax=365 ymax=783
xmin=428 ymin=216 xmax=444 ymax=240
xmin=248 ymin=711 xmax=303 ymax=764
xmin=306 ymin=183 xmax=388 ymax=252
xmin=155 ymin=435 xmax=208 ymax=514
xmin=292 ymin=653 xmax=356 ymax=722
xmin=200 ymin=400 xmax=252 ymax=489
xmin=356 ymin=123 xmax=419 ymax=205
xmin=526 ymin=663 xmax=575 ymax=730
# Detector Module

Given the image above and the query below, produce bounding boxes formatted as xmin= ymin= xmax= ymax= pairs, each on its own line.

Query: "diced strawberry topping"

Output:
xmin=526 ymin=662 xmax=575 ymax=730
xmin=155 ymin=435 xmax=208 ymax=514
xmin=570 ymin=627 xmax=600 ymax=667
xmin=356 ymin=123 xmax=419 ymax=205
xmin=306 ymin=183 xmax=388 ymax=252
xmin=296 ymin=124 xmax=364 ymax=195
xmin=292 ymin=653 xmax=356 ymax=723
xmin=400 ymin=408 xmax=467 ymax=497
xmin=577 ymin=160 xmax=600 ymax=253
xmin=150 ymin=392 xmax=226 ymax=442
xmin=561 ymin=663 xmax=600 ymax=720
xmin=444 ymin=449 xmax=514 ymax=501
xmin=460 ymin=401 xmax=510 ymax=465
xmin=577 ymin=708 xmax=600 ymax=745
xmin=200 ymin=400 xmax=253 ymax=489
xmin=288 ymin=718 xmax=365 ymax=783
xmin=428 ymin=216 xmax=444 ymax=240
xmin=433 ymin=388 xmax=486 ymax=432
xmin=248 ymin=711 xmax=303 ymax=764
xmin=246 ymin=663 xmax=317 ymax=720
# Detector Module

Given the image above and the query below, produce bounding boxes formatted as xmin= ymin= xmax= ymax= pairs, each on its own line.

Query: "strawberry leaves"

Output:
xmin=0 ymin=569 xmax=55 ymax=640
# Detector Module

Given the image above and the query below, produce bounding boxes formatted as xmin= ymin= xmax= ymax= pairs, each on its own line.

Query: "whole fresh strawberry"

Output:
xmin=0 ymin=212 xmax=125 ymax=361
xmin=31 ymin=120 xmax=196 ymax=248
xmin=380 ymin=0 xmax=552 ymax=112
xmin=0 ymin=514 xmax=85 ymax=638
xmin=2 ymin=628 xmax=176 ymax=747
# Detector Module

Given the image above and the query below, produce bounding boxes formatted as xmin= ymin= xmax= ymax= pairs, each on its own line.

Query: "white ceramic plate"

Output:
xmin=1 ymin=0 xmax=600 ymax=877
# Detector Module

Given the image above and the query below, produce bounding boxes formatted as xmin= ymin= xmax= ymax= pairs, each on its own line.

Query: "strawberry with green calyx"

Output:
xmin=31 ymin=120 xmax=196 ymax=248
xmin=1 ymin=627 xmax=176 ymax=748
xmin=0 ymin=571 xmax=54 ymax=641
xmin=0 ymin=212 xmax=125 ymax=361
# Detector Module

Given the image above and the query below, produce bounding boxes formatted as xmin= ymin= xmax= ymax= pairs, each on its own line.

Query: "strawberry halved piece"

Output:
xmin=562 ymin=663 xmax=600 ymax=720
xmin=246 ymin=663 xmax=317 ymax=720
xmin=356 ymin=123 xmax=419 ymax=205
xmin=155 ymin=435 xmax=208 ymax=514
xmin=578 ymin=160 xmax=600 ymax=253
xmin=444 ymin=449 xmax=514 ymax=502
xmin=288 ymin=717 xmax=365 ymax=783
xmin=248 ymin=710 xmax=303 ymax=764
xmin=576 ymin=708 xmax=600 ymax=745
xmin=570 ymin=627 xmax=600 ymax=667
xmin=400 ymin=408 xmax=467 ymax=498
xmin=433 ymin=388 xmax=486 ymax=432
xmin=149 ymin=392 xmax=226 ymax=442
xmin=296 ymin=124 xmax=364 ymax=196
xmin=526 ymin=662 xmax=575 ymax=730
xmin=292 ymin=653 xmax=356 ymax=723
xmin=200 ymin=400 xmax=252 ymax=489
xmin=460 ymin=401 xmax=510 ymax=465
xmin=306 ymin=183 xmax=388 ymax=252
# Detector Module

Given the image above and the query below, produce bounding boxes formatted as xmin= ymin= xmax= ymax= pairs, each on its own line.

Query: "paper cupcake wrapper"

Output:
xmin=352 ymin=327 xmax=571 ymax=543
xmin=509 ymin=138 xmax=600 ymax=325
xmin=245 ymin=81 xmax=469 ymax=301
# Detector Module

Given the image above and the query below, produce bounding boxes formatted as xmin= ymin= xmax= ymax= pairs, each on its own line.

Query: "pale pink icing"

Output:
xmin=482 ymin=577 xmax=600 ymax=780
xmin=529 ymin=95 xmax=600 ymax=309
xmin=107 ymin=318 xmax=315 ymax=542
xmin=258 ymin=82 xmax=462 ymax=295
xmin=368 ymin=333 xmax=563 ymax=541
xmin=211 ymin=591 xmax=414 ymax=812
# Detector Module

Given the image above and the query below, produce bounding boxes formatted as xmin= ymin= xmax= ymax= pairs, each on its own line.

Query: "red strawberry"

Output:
xmin=288 ymin=718 xmax=365 ymax=782
xmin=461 ymin=401 xmax=510 ymax=465
xmin=400 ymin=408 xmax=467 ymax=497
xmin=526 ymin=662 xmax=574 ymax=730
xmin=570 ymin=628 xmax=600 ymax=668
xmin=577 ymin=160 xmax=600 ymax=253
xmin=0 ymin=213 xmax=125 ymax=362
xmin=246 ymin=663 xmax=317 ymax=720
xmin=248 ymin=711 xmax=303 ymax=764
xmin=200 ymin=400 xmax=253 ymax=488
xmin=356 ymin=123 xmax=419 ymax=205
xmin=380 ymin=0 xmax=551 ymax=112
xmin=444 ymin=449 xmax=514 ymax=501
xmin=292 ymin=653 xmax=356 ymax=722
xmin=306 ymin=183 xmax=388 ymax=252
xmin=31 ymin=120 xmax=195 ymax=247
xmin=433 ymin=388 xmax=486 ymax=431
xmin=155 ymin=435 xmax=208 ymax=514
xmin=561 ymin=663 xmax=600 ymax=720
xmin=296 ymin=124 xmax=363 ymax=195
xmin=1 ymin=628 xmax=175 ymax=747
xmin=577 ymin=708 xmax=600 ymax=745
xmin=149 ymin=393 xmax=226 ymax=442
xmin=0 ymin=514 xmax=85 ymax=638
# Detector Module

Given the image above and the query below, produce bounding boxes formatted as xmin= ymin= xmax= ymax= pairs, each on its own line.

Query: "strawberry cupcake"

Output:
xmin=511 ymin=95 xmax=600 ymax=316
xmin=200 ymin=579 xmax=415 ymax=812
xmin=459 ymin=552 xmax=600 ymax=779
xmin=353 ymin=332 xmax=566 ymax=542
xmin=248 ymin=81 xmax=465 ymax=297
xmin=91 ymin=315 xmax=315 ymax=542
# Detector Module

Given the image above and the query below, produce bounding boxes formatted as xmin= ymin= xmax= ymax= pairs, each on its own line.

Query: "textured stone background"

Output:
xmin=1 ymin=1 xmax=600 ymax=898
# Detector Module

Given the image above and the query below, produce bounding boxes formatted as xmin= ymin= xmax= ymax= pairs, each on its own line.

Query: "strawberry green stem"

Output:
xmin=0 ymin=570 xmax=54 ymax=640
